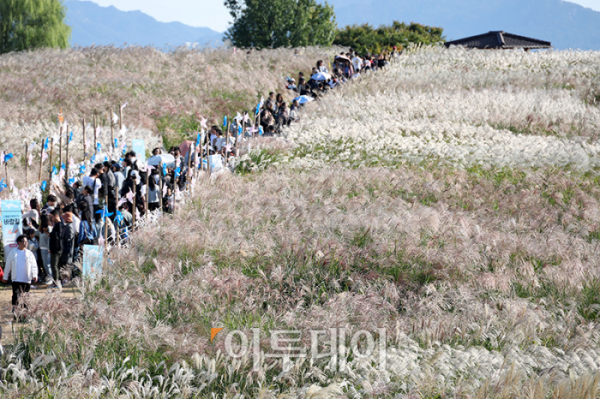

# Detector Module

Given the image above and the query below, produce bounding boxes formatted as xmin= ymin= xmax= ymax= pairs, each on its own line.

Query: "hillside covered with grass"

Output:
xmin=0 ymin=46 xmax=335 ymax=188
xmin=2 ymin=46 xmax=600 ymax=397
xmin=0 ymin=46 xmax=334 ymax=130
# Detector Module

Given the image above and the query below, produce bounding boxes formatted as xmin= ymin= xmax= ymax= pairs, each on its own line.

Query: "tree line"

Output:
xmin=0 ymin=0 xmax=444 ymax=55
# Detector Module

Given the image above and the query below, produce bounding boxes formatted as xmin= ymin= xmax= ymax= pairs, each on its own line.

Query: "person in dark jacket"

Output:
xmin=102 ymin=161 xmax=117 ymax=219
xmin=59 ymin=209 xmax=77 ymax=283
xmin=71 ymin=181 xmax=84 ymax=204
xmin=80 ymin=186 xmax=94 ymax=217
xmin=95 ymin=163 xmax=109 ymax=201
xmin=48 ymin=209 xmax=63 ymax=287
xmin=41 ymin=195 xmax=57 ymax=215
xmin=120 ymin=170 xmax=136 ymax=199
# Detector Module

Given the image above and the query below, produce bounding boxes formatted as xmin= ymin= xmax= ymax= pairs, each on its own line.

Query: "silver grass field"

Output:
xmin=2 ymin=45 xmax=600 ymax=398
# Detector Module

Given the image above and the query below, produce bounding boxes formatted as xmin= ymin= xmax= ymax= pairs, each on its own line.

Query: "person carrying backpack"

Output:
xmin=77 ymin=202 xmax=97 ymax=246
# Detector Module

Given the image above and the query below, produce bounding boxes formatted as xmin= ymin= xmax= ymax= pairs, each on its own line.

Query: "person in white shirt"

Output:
xmin=2 ymin=235 xmax=38 ymax=313
xmin=209 ymin=126 xmax=222 ymax=151
xmin=352 ymin=55 xmax=363 ymax=73
xmin=82 ymin=168 xmax=102 ymax=208
xmin=22 ymin=198 xmax=40 ymax=230
xmin=316 ymin=60 xmax=328 ymax=73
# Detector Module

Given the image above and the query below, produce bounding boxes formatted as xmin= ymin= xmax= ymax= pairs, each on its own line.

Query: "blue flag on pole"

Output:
xmin=116 ymin=210 xmax=123 ymax=224
xmin=69 ymin=131 xmax=73 ymax=143
xmin=223 ymin=116 xmax=227 ymax=127
xmin=259 ymin=126 xmax=264 ymax=136
xmin=162 ymin=163 xmax=167 ymax=176
xmin=52 ymin=166 xmax=58 ymax=175
xmin=114 ymin=138 xmax=118 ymax=149
xmin=41 ymin=181 xmax=47 ymax=191
xmin=0 ymin=179 xmax=6 ymax=192
xmin=95 ymin=206 xmax=113 ymax=219
xmin=97 ymin=142 xmax=101 ymax=153
xmin=4 ymin=153 xmax=13 ymax=162
xmin=175 ymin=167 xmax=180 ymax=178
xmin=196 ymin=133 xmax=201 ymax=147
xmin=44 ymin=137 xmax=49 ymax=150
xmin=61 ymin=163 xmax=65 ymax=170
xmin=80 ymin=164 xmax=86 ymax=174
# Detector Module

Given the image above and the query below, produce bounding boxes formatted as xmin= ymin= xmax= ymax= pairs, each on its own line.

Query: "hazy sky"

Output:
xmin=83 ymin=0 xmax=600 ymax=32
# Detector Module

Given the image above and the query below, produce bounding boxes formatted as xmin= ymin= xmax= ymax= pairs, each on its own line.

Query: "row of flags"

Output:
xmin=2 ymin=100 xmax=263 ymax=200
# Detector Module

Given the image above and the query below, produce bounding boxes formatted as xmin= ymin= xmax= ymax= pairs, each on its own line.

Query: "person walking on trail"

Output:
xmin=352 ymin=54 xmax=363 ymax=73
xmin=83 ymin=168 xmax=103 ymax=213
xmin=112 ymin=163 xmax=125 ymax=194
xmin=2 ymin=235 xmax=38 ymax=317
xmin=48 ymin=209 xmax=63 ymax=288
xmin=102 ymin=161 xmax=117 ymax=219
xmin=38 ymin=216 xmax=54 ymax=285
xmin=60 ymin=208 xmax=77 ymax=283
xmin=147 ymin=170 xmax=161 ymax=212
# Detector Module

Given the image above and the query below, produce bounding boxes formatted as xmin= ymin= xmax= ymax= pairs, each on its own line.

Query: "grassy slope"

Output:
xmin=2 ymin=47 xmax=600 ymax=397
xmin=0 ymin=46 xmax=334 ymax=130
xmin=0 ymin=46 xmax=336 ymax=189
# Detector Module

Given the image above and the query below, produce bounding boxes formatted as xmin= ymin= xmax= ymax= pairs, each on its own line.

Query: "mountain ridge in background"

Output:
xmin=326 ymin=0 xmax=600 ymax=50
xmin=64 ymin=0 xmax=223 ymax=48
xmin=64 ymin=0 xmax=600 ymax=50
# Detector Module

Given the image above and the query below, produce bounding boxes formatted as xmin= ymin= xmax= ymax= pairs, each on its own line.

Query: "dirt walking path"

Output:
xmin=0 ymin=283 xmax=79 ymax=345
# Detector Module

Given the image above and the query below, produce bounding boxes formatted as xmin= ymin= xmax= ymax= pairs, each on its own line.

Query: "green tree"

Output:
xmin=224 ymin=0 xmax=336 ymax=49
xmin=0 ymin=0 xmax=71 ymax=55
xmin=334 ymin=21 xmax=444 ymax=55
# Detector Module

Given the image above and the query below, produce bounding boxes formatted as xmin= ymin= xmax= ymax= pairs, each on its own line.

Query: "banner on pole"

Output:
xmin=1 ymin=200 xmax=22 ymax=255
xmin=209 ymin=155 xmax=223 ymax=172
xmin=83 ymin=245 xmax=103 ymax=279
xmin=132 ymin=139 xmax=146 ymax=163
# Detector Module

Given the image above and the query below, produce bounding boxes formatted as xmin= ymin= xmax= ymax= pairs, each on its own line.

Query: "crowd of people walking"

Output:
xmin=260 ymin=48 xmax=392 ymax=134
xmin=0 ymin=47 xmax=393 ymax=318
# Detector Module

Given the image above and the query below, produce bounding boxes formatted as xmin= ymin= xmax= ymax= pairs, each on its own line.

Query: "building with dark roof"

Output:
xmin=444 ymin=31 xmax=552 ymax=50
